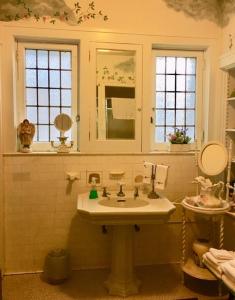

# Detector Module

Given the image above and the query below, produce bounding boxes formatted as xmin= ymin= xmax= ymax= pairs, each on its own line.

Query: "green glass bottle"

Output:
xmin=89 ymin=188 xmax=98 ymax=199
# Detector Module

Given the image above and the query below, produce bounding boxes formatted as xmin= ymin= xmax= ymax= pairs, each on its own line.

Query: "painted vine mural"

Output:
xmin=0 ymin=0 xmax=108 ymax=25
xmin=1 ymin=0 xmax=235 ymax=27
xmin=164 ymin=0 xmax=235 ymax=27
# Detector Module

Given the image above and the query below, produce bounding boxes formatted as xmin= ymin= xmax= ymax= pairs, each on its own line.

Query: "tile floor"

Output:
xmin=3 ymin=264 xmax=229 ymax=300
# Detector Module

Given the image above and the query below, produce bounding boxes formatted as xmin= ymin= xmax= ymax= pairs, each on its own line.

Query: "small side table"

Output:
xmin=181 ymin=199 xmax=230 ymax=295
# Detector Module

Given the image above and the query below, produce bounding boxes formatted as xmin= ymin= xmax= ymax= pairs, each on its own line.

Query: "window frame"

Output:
xmin=151 ymin=49 xmax=204 ymax=151
xmin=17 ymin=42 xmax=78 ymax=152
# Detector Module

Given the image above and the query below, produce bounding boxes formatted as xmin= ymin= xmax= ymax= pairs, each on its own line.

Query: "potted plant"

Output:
xmin=168 ymin=128 xmax=192 ymax=152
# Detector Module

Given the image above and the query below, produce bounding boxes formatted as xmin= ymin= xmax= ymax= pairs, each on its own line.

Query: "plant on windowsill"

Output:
xmin=167 ymin=128 xmax=192 ymax=152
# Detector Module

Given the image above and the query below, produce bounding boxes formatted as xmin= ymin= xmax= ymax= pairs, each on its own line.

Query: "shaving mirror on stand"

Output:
xmin=197 ymin=141 xmax=230 ymax=206
xmin=51 ymin=113 xmax=74 ymax=153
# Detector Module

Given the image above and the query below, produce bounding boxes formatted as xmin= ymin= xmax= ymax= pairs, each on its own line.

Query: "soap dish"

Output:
xmin=109 ymin=170 xmax=125 ymax=179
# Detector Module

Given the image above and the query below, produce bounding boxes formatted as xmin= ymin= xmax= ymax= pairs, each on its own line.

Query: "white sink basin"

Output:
xmin=98 ymin=197 xmax=149 ymax=208
xmin=77 ymin=192 xmax=176 ymax=225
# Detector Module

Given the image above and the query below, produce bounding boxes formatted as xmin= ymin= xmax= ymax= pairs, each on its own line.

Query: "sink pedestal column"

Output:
xmin=104 ymin=225 xmax=140 ymax=297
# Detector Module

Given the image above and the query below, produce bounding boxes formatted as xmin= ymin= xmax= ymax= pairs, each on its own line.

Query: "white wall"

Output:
xmin=72 ymin=0 xmax=220 ymax=38
xmin=0 ymin=0 xmax=228 ymax=273
xmin=221 ymin=15 xmax=235 ymax=251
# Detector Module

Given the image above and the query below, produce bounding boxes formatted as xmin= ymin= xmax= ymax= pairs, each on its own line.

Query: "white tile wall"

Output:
xmin=3 ymin=154 xmax=199 ymax=273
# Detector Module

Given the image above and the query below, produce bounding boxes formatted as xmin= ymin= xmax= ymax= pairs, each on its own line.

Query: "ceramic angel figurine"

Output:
xmin=17 ymin=119 xmax=35 ymax=153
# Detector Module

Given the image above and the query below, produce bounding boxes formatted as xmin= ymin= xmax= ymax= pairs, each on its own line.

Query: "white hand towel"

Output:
xmin=112 ymin=98 xmax=136 ymax=120
xmin=155 ymin=164 xmax=168 ymax=190
xmin=209 ymin=248 xmax=235 ymax=260
xmin=143 ymin=165 xmax=151 ymax=184
xmin=220 ymin=260 xmax=235 ymax=282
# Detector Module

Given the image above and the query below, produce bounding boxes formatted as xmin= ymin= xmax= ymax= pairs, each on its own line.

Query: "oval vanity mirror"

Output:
xmin=54 ymin=113 xmax=72 ymax=133
xmin=198 ymin=141 xmax=228 ymax=176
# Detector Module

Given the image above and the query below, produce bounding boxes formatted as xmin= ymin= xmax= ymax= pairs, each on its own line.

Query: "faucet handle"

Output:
xmin=134 ymin=185 xmax=139 ymax=199
xmin=102 ymin=186 xmax=110 ymax=197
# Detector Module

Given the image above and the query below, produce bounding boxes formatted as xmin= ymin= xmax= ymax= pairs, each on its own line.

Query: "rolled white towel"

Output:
xmin=155 ymin=164 xmax=168 ymax=190
xmin=220 ymin=260 xmax=235 ymax=282
xmin=209 ymin=248 xmax=235 ymax=260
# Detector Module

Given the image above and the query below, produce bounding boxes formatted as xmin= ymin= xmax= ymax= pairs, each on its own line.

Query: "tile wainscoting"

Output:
xmin=3 ymin=153 xmax=199 ymax=273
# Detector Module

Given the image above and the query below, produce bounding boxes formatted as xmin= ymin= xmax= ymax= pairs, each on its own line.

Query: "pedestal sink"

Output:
xmin=77 ymin=192 xmax=175 ymax=297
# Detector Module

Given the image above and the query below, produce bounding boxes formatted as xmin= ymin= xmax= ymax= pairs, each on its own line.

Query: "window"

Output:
xmin=17 ymin=42 xmax=78 ymax=151
xmin=152 ymin=50 xmax=204 ymax=150
xmin=17 ymin=42 xmax=204 ymax=153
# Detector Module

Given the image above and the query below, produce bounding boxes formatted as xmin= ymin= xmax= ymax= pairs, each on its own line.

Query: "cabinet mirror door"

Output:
xmin=88 ymin=43 xmax=142 ymax=152
xmin=96 ymin=49 xmax=136 ymax=140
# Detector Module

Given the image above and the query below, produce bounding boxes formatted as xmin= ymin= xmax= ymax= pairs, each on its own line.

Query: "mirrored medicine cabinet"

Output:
xmin=86 ymin=42 xmax=142 ymax=152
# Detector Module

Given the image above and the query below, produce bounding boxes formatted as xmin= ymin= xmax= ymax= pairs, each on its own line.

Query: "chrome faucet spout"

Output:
xmin=117 ymin=183 xmax=125 ymax=197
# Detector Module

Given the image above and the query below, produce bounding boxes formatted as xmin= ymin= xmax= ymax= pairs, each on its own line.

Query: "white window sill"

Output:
xmin=3 ymin=151 xmax=196 ymax=157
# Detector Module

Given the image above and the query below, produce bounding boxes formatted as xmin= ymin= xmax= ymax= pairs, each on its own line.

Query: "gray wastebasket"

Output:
xmin=43 ymin=248 xmax=70 ymax=284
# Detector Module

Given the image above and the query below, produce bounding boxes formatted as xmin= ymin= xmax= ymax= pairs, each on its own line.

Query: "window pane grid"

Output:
xmin=155 ymin=55 xmax=196 ymax=143
xmin=25 ymin=48 xmax=72 ymax=142
xmin=26 ymin=67 xmax=71 ymax=71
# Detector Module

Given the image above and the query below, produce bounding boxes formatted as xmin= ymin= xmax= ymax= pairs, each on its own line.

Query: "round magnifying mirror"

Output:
xmin=198 ymin=141 xmax=228 ymax=176
xmin=54 ymin=113 xmax=72 ymax=133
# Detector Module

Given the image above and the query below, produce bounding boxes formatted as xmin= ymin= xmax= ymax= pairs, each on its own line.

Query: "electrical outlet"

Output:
xmin=86 ymin=171 xmax=103 ymax=186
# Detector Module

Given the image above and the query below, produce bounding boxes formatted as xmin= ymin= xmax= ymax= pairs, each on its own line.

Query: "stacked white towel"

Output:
xmin=220 ymin=260 xmax=235 ymax=283
xmin=203 ymin=248 xmax=235 ymax=277
xmin=155 ymin=164 xmax=168 ymax=190
xmin=203 ymin=249 xmax=235 ymax=293
xmin=203 ymin=253 xmax=222 ymax=275
xmin=209 ymin=248 xmax=235 ymax=260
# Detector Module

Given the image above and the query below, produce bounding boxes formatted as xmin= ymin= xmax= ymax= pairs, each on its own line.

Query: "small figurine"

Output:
xmin=17 ymin=119 xmax=35 ymax=153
